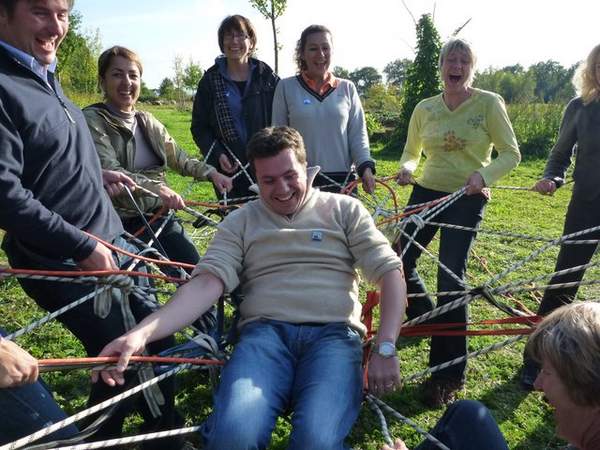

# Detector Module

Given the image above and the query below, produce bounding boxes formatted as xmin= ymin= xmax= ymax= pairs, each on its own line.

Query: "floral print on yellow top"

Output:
xmin=399 ymin=88 xmax=521 ymax=193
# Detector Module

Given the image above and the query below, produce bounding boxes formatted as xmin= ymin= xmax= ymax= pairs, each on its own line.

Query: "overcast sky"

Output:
xmin=75 ymin=0 xmax=599 ymax=89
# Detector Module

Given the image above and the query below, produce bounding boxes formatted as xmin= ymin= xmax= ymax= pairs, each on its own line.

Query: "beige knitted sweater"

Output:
xmin=193 ymin=179 xmax=401 ymax=334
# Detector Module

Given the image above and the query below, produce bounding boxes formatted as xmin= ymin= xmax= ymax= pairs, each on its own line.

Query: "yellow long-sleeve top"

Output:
xmin=399 ymin=88 xmax=521 ymax=193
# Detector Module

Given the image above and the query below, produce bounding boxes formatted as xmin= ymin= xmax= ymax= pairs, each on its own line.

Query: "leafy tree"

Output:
xmin=249 ymin=0 xmax=287 ymax=74
xmin=502 ymin=64 xmax=525 ymax=75
xmin=183 ymin=59 xmax=204 ymax=92
xmin=158 ymin=77 xmax=176 ymax=100
xmin=57 ymin=11 xmax=101 ymax=94
xmin=139 ymin=81 xmax=158 ymax=102
xmin=529 ymin=60 xmax=576 ymax=103
xmin=333 ymin=65 xmax=350 ymax=79
xmin=349 ymin=66 xmax=382 ymax=97
xmin=474 ymin=67 xmax=535 ymax=103
xmin=384 ymin=58 xmax=412 ymax=88
xmin=388 ymin=14 xmax=441 ymax=150
xmin=362 ymin=83 xmax=403 ymax=128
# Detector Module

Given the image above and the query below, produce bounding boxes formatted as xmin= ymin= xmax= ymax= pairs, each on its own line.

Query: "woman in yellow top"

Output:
xmin=395 ymin=38 xmax=520 ymax=407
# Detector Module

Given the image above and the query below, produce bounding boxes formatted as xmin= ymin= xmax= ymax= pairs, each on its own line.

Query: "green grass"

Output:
xmin=1 ymin=105 xmax=588 ymax=449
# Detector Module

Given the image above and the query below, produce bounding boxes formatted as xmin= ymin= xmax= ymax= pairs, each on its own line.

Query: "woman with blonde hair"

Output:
xmin=520 ymin=43 xmax=600 ymax=389
xmin=395 ymin=38 xmax=520 ymax=407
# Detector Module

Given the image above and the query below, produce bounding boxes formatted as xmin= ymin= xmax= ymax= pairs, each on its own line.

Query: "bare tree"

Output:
xmin=249 ymin=0 xmax=287 ymax=73
xmin=172 ymin=55 xmax=186 ymax=107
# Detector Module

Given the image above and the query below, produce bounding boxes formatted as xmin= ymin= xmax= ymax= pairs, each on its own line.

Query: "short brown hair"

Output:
xmin=247 ymin=127 xmax=307 ymax=170
xmin=0 ymin=0 xmax=74 ymax=17
xmin=526 ymin=302 xmax=600 ymax=408
xmin=294 ymin=24 xmax=331 ymax=73
xmin=217 ymin=15 xmax=257 ymax=56
xmin=98 ymin=45 xmax=143 ymax=80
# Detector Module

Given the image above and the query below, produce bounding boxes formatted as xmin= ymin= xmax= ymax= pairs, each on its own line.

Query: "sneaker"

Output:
xmin=422 ymin=377 xmax=464 ymax=408
xmin=519 ymin=359 xmax=540 ymax=391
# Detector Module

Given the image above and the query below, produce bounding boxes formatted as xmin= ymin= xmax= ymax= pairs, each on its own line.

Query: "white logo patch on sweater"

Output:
xmin=311 ymin=230 xmax=323 ymax=242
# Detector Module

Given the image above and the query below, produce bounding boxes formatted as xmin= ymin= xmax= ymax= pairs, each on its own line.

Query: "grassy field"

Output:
xmin=3 ymin=104 xmax=595 ymax=449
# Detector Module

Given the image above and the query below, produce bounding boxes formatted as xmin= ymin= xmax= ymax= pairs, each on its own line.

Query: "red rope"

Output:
xmin=38 ymin=355 xmax=224 ymax=372
xmin=360 ymin=290 xmax=542 ymax=338
xmin=131 ymin=206 xmax=168 ymax=237
xmin=84 ymin=231 xmax=195 ymax=270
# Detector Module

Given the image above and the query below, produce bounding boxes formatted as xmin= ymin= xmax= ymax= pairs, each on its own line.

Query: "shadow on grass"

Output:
xmin=477 ymin=374 xmax=562 ymax=450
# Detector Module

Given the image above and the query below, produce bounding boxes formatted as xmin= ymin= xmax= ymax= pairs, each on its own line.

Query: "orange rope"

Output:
xmin=132 ymin=206 xmax=168 ymax=237
xmin=84 ymin=231 xmax=195 ymax=270
xmin=38 ymin=355 xmax=224 ymax=372
xmin=377 ymin=195 xmax=452 ymax=228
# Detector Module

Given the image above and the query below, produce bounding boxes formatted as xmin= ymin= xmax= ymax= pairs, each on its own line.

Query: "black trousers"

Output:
xmin=538 ymin=187 xmax=600 ymax=315
xmin=313 ymin=171 xmax=357 ymax=194
xmin=4 ymin=236 xmax=184 ymax=449
xmin=123 ymin=215 xmax=199 ymax=276
xmin=399 ymin=184 xmax=487 ymax=382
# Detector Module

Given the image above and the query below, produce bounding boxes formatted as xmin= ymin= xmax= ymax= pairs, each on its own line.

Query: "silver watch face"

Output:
xmin=377 ymin=342 xmax=396 ymax=357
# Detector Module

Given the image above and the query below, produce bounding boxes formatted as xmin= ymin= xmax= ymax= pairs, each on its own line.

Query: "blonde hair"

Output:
xmin=573 ymin=44 xmax=600 ymax=105
xmin=439 ymin=38 xmax=477 ymax=86
xmin=526 ymin=302 xmax=600 ymax=407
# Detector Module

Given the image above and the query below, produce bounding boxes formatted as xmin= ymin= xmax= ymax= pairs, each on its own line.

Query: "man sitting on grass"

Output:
xmin=95 ymin=126 xmax=407 ymax=450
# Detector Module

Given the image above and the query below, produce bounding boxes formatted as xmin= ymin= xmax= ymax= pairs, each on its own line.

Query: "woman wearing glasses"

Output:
xmin=191 ymin=15 xmax=279 ymax=202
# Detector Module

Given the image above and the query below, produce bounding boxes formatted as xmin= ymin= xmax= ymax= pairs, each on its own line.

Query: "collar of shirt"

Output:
xmin=215 ymin=55 xmax=257 ymax=81
xmin=0 ymin=39 xmax=56 ymax=84
xmin=301 ymin=71 xmax=338 ymax=96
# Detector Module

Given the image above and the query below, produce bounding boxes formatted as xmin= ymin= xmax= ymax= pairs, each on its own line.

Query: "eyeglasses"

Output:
xmin=224 ymin=32 xmax=250 ymax=41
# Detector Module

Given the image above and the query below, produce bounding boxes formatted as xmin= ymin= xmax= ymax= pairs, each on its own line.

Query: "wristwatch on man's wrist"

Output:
xmin=374 ymin=341 xmax=397 ymax=358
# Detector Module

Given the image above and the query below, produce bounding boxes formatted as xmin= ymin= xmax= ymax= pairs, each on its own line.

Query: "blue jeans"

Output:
xmin=415 ymin=400 xmax=508 ymax=450
xmin=399 ymin=185 xmax=487 ymax=381
xmin=0 ymin=381 xmax=79 ymax=445
xmin=201 ymin=320 xmax=364 ymax=450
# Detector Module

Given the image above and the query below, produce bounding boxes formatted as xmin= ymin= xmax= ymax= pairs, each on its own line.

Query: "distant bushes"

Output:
xmin=507 ymin=103 xmax=563 ymax=159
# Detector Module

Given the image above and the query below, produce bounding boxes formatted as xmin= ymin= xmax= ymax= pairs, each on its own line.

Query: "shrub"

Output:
xmin=365 ymin=111 xmax=383 ymax=140
xmin=508 ymin=103 xmax=563 ymax=159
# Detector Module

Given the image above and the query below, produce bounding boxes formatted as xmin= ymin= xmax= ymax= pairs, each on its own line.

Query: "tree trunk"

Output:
xmin=271 ymin=1 xmax=278 ymax=74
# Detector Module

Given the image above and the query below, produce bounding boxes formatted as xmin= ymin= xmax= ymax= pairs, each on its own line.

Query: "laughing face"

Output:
xmin=441 ymin=49 xmax=473 ymax=94
xmin=255 ymin=148 xmax=308 ymax=217
xmin=222 ymin=27 xmax=252 ymax=63
xmin=101 ymin=55 xmax=141 ymax=113
xmin=0 ymin=0 xmax=69 ymax=67
xmin=301 ymin=31 xmax=332 ymax=80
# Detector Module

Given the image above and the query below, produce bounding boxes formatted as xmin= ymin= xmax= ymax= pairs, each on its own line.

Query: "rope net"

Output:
xmin=2 ymin=170 xmax=598 ymax=450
